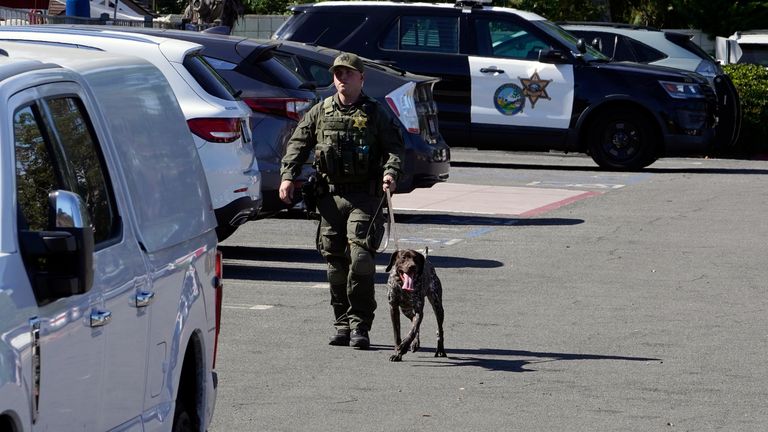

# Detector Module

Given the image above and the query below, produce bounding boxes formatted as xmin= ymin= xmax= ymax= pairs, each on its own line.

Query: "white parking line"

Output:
xmin=222 ymin=303 xmax=274 ymax=310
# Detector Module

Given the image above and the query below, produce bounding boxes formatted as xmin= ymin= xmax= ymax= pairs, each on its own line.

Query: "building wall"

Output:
xmin=231 ymin=14 xmax=288 ymax=40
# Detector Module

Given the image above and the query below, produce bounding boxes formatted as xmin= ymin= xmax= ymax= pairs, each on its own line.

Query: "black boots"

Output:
xmin=350 ymin=329 xmax=369 ymax=349
xmin=328 ymin=329 xmax=351 ymax=346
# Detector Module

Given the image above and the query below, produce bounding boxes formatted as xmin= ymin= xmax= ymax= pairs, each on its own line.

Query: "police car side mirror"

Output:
xmin=539 ymin=49 xmax=569 ymax=64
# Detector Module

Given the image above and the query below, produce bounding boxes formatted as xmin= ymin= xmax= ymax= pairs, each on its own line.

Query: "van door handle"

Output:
xmin=90 ymin=310 xmax=112 ymax=327
xmin=135 ymin=291 xmax=155 ymax=308
xmin=480 ymin=67 xmax=505 ymax=74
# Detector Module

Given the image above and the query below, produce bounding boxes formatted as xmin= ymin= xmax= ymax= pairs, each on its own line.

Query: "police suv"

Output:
xmin=274 ymin=0 xmax=720 ymax=170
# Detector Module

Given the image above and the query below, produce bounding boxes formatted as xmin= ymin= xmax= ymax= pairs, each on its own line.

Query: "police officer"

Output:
xmin=279 ymin=52 xmax=404 ymax=349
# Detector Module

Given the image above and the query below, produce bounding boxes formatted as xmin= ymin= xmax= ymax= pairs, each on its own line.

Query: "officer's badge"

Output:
xmin=519 ymin=71 xmax=552 ymax=108
xmin=352 ymin=115 xmax=367 ymax=130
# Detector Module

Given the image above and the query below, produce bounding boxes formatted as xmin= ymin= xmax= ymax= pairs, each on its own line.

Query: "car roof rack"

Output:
xmin=558 ymin=21 xmax=661 ymax=32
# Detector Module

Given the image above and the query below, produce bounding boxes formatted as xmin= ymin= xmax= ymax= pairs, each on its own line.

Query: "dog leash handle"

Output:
xmin=386 ymin=188 xmax=399 ymax=251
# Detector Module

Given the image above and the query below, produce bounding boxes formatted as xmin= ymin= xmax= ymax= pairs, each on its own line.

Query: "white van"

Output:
xmin=0 ymin=26 xmax=261 ymax=241
xmin=0 ymin=42 xmax=220 ymax=431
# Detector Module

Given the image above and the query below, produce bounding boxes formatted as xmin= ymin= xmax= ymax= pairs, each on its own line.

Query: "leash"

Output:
xmin=375 ymin=188 xmax=399 ymax=253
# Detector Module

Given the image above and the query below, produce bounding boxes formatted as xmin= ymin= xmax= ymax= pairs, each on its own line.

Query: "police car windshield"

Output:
xmin=533 ymin=20 xmax=609 ymax=62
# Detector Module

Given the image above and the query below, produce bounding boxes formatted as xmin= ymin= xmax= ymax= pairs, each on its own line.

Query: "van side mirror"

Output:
xmin=19 ymin=190 xmax=95 ymax=305
xmin=539 ymin=49 xmax=569 ymax=64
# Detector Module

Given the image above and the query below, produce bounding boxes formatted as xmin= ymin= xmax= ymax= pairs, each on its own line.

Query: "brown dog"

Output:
xmin=385 ymin=248 xmax=446 ymax=362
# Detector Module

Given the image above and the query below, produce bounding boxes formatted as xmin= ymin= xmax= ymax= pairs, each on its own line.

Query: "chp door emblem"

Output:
xmin=493 ymin=83 xmax=525 ymax=115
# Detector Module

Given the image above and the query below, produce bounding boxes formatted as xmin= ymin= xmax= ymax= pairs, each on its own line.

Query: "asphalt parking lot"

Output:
xmin=211 ymin=150 xmax=768 ymax=431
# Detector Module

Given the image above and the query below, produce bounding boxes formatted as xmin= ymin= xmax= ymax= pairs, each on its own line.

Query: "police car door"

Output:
xmin=468 ymin=13 xmax=574 ymax=145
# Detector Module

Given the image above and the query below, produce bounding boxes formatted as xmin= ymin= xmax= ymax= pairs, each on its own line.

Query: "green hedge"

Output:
xmin=724 ymin=64 xmax=768 ymax=156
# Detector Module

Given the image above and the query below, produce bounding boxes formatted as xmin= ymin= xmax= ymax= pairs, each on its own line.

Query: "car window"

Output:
xmin=738 ymin=44 xmax=768 ymax=66
xmin=382 ymin=15 xmax=459 ymax=53
xmin=626 ymin=38 xmax=666 ymax=63
xmin=15 ymin=97 xmax=118 ymax=245
xmin=231 ymin=48 xmax=308 ymax=90
xmin=184 ymin=54 xmax=237 ymax=100
xmin=570 ymin=30 xmax=617 ymax=58
xmin=474 ymin=18 xmax=549 ymax=60
xmin=278 ymin=12 xmax=367 ymax=46
xmin=613 ymin=35 xmax=636 ymax=61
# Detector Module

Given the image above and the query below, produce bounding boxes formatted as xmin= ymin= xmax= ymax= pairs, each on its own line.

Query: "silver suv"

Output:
xmin=562 ymin=22 xmax=742 ymax=149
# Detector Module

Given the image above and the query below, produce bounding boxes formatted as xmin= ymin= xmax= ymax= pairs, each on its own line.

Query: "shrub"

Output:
xmin=724 ymin=63 xmax=768 ymax=156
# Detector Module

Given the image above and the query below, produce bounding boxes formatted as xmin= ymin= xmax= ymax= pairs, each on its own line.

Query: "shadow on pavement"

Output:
xmin=220 ymin=246 xmax=504 ymax=282
xmin=395 ymin=213 xmax=583 ymax=226
xmin=407 ymin=347 xmax=661 ymax=372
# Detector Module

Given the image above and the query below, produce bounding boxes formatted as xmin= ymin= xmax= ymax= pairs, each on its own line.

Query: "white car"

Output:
xmin=0 ymin=41 xmax=220 ymax=431
xmin=0 ymin=26 xmax=261 ymax=240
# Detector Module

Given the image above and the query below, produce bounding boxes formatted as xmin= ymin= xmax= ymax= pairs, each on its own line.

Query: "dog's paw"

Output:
xmin=410 ymin=337 xmax=420 ymax=353
xmin=389 ymin=353 xmax=403 ymax=362
xmin=434 ymin=350 xmax=447 ymax=358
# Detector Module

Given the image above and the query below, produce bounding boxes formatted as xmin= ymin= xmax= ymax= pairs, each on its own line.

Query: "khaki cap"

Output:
xmin=330 ymin=52 xmax=364 ymax=73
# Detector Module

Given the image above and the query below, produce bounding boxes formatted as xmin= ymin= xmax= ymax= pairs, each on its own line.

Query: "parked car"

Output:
xmin=716 ymin=30 xmax=768 ymax=66
xmin=269 ymin=40 xmax=450 ymax=193
xmin=0 ymin=41 xmax=220 ymax=432
xmin=96 ymin=28 xmax=450 ymax=199
xmin=274 ymin=0 xmax=720 ymax=170
xmin=561 ymin=22 xmax=742 ymax=149
xmin=0 ymin=26 xmax=260 ymax=240
xmin=79 ymin=26 xmax=318 ymax=216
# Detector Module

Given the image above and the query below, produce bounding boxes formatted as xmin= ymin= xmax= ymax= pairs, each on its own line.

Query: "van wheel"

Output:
xmin=588 ymin=108 xmax=658 ymax=170
xmin=172 ymin=401 xmax=195 ymax=432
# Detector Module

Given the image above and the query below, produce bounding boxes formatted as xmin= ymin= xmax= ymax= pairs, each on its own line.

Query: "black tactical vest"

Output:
xmin=314 ymin=96 xmax=380 ymax=184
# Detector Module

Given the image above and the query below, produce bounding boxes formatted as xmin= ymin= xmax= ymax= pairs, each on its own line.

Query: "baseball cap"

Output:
xmin=330 ymin=52 xmax=364 ymax=73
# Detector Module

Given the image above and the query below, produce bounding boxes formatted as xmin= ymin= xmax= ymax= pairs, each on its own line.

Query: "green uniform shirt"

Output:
xmin=280 ymin=93 xmax=404 ymax=183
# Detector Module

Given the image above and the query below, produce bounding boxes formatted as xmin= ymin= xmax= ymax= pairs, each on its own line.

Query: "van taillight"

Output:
xmin=213 ymin=249 xmax=223 ymax=369
xmin=242 ymin=97 xmax=313 ymax=121
xmin=187 ymin=118 xmax=242 ymax=143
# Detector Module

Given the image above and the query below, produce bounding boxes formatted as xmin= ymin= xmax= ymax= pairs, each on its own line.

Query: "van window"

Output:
xmin=382 ymin=16 xmax=459 ymax=53
xmin=14 ymin=97 xmax=119 ymax=245
xmin=184 ymin=54 xmax=238 ymax=100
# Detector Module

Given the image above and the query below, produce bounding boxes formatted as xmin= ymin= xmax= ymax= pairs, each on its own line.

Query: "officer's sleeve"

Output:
xmin=280 ymin=104 xmax=320 ymax=181
xmin=377 ymin=105 xmax=404 ymax=181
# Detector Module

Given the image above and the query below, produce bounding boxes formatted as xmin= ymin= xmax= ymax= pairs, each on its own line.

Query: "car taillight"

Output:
xmin=385 ymin=82 xmax=420 ymax=134
xmin=213 ymin=249 xmax=223 ymax=369
xmin=187 ymin=118 xmax=242 ymax=143
xmin=242 ymin=97 xmax=313 ymax=121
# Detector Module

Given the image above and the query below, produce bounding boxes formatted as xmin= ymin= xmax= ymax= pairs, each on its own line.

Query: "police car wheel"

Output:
xmin=588 ymin=108 xmax=658 ymax=171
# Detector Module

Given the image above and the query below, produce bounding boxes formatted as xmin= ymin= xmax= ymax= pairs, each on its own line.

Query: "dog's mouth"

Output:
xmin=400 ymin=272 xmax=415 ymax=291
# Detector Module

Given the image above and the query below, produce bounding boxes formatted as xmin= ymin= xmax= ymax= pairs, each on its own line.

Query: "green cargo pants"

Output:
xmin=315 ymin=191 xmax=385 ymax=332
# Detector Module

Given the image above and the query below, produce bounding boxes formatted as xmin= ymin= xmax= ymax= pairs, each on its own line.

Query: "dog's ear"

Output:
xmin=385 ymin=250 xmax=400 ymax=272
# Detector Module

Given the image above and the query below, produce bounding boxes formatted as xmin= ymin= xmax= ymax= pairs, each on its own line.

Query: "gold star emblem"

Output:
xmin=352 ymin=115 xmax=367 ymax=130
xmin=519 ymin=71 xmax=552 ymax=108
